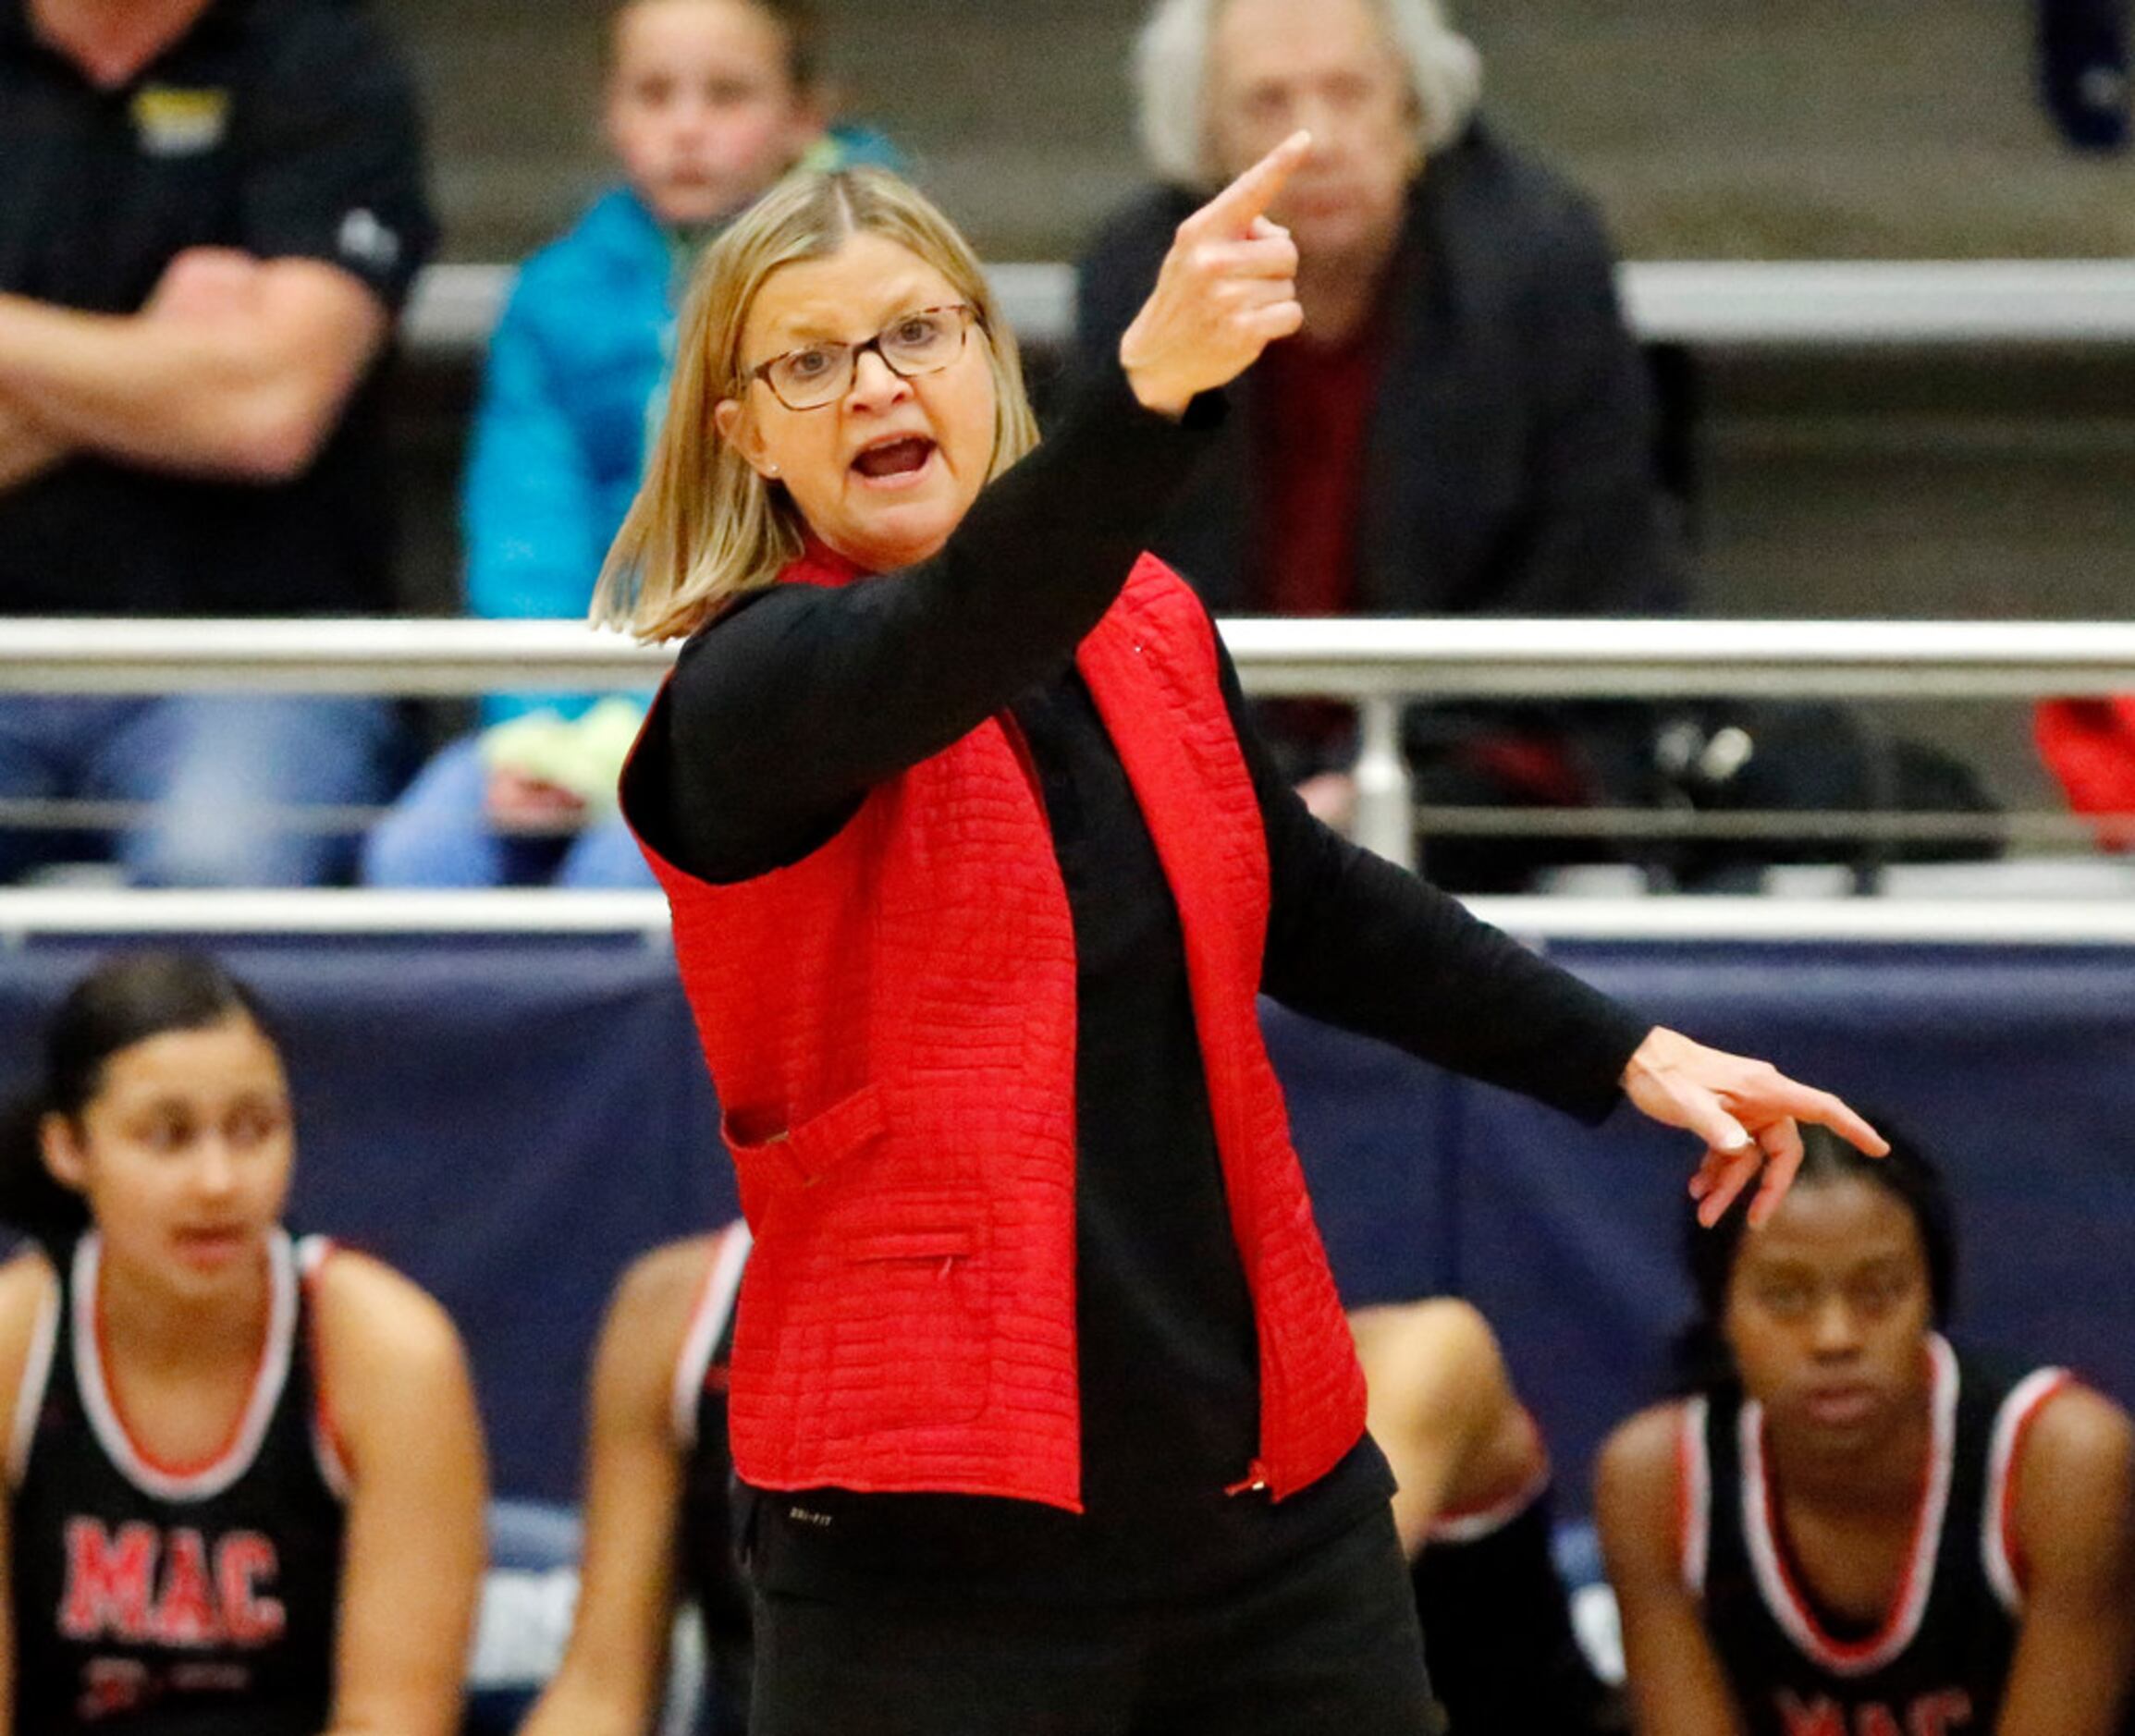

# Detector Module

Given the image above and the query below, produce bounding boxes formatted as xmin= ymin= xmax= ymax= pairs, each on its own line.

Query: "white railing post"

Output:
xmin=1352 ymin=696 xmax=1415 ymax=870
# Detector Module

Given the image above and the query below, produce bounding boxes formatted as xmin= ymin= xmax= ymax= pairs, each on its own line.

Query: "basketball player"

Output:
xmin=0 ymin=950 xmax=487 ymax=1733
xmin=1356 ymin=1298 xmax=1622 ymax=1731
xmin=1597 ymin=1121 xmax=2135 ymax=1735
xmin=520 ymin=1221 xmax=753 ymax=1736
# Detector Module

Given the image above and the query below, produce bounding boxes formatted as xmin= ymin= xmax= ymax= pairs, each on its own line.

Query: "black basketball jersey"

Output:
xmin=1681 ymin=1335 xmax=2073 ymax=1736
xmin=674 ymin=1222 xmax=752 ymax=1736
xmin=9 ymin=1229 xmax=349 ymax=1734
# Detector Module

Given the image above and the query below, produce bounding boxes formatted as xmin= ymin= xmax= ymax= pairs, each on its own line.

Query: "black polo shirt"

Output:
xmin=0 ymin=0 xmax=435 ymax=617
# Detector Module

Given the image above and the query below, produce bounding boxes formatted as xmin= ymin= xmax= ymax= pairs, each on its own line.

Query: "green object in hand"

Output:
xmin=477 ymin=698 xmax=647 ymax=813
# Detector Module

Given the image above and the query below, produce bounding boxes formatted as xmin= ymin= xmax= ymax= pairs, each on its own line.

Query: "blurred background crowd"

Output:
xmin=6 ymin=0 xmax=2135 ymax=893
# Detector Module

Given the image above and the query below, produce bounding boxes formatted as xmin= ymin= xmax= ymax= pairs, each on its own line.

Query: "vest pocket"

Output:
xmin=842 ymin=1225 xmax=975 ymax=1265
xmin=729 ymin=1091 xmax=994 ymax=1432
xmin=822 ymin=1191 xmax=989 ymax=1430
xmin=722 ymin=1081 xmax=888 ymax=1192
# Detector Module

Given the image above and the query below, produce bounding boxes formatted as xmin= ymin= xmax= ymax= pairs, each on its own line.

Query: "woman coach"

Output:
xmin=598 ymin=136 xmax=1882 ymax=1734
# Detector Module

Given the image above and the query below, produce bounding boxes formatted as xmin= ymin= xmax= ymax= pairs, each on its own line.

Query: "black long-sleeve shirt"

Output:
xmin=623 ymin=370 xmax=1651 ymax=1604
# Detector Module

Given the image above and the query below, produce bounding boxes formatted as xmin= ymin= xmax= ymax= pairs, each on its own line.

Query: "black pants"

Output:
xmin=748 ymin=1506 xmax=1441 ymax=1735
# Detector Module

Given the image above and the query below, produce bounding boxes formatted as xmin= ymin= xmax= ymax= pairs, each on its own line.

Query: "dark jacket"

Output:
xmin=1074 ymin=122 xmax=1689 ymax=623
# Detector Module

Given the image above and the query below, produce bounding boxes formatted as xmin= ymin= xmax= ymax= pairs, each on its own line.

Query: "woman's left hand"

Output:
xmin=1621 ymin=1027 xmax=1886 ymax=1229
xmin=485 ymin=766 xmax=586 ymax=834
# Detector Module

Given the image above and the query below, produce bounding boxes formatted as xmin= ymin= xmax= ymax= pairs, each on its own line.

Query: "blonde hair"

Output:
xmin=1134 ymin=0 xmax=1482 ymax=190
xmin=595 ymin=168 xmax=1040 ymax=642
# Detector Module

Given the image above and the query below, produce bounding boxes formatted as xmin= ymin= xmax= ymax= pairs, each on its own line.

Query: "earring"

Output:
xmin=767 ymin=463 xmax=780 ymax=477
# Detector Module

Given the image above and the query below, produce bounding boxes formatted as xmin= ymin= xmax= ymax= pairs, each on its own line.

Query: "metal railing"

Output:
xmin=405 ymin=260 xmax=2135 ymax=356
xmin=7 ymin=886 xmax=2135 ymax=948
xmin=7 ymin=615 xmax=2135 ymax=869
xmin=18 ymin=616 xmax=2135 ymax=698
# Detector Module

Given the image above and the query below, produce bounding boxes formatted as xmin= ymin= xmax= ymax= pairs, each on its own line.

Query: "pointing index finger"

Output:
xmin=1761 ymin=1078 xmax=1888 ymax=1159
xmin=1194 ymin=130 xmax=1312 ymax=239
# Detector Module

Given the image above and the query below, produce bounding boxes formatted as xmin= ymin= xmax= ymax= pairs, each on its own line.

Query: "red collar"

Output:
xmin=778 ymin=539 xmax=871 ymax=590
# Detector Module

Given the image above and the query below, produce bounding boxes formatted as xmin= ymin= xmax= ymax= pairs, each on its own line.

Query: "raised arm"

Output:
xmin=1233 ymin=635 xmax=1883 ymax=1204
xmin=1203 ymin=642 xmax=1859 ymax=1210
xmin=651 ymin=135 xmax=1314 ymax=880
xmin=518 ymin=1239 xmax=713 ymax=1736
xmin=1113 ymin=131 xmax=1311 ymax=419
xmin=313 ymin=1254 xmax=487 ymax=1736
xmin=1248 ymin=688 xmax=1646 ymax=1122
xmin=1595 ymin=1406 xmax=1748 ymax=1736
xmin=1996 ymin=1385 xmax=2135 ymax=1736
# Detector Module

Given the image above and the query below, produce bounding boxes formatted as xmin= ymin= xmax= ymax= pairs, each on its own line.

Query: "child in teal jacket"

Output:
xmin=365 ymin=0 xmax=896 ymax=887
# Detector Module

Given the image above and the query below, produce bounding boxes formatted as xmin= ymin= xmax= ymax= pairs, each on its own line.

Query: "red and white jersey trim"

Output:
xmin=297 ymin=1235 xmax=352 ymax=1501
xmin=7 ymin=1283 xmax=59 ymax=1489
xmin=1982 ymin=1364 xmax=2071 ymax=1616
xmin=73 ymin=1228 xmax=298 ymax=1504
xmin=671 ymin=1222 xmax=752 ymax=1452
xmin=1740 ymin=1332 xmax=1959 ymax=1678
xmin=1678 ymin=1395 xmax=1712 ymax=1597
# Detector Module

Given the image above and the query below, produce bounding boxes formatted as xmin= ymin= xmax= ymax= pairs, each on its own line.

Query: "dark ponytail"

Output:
xmin=0 ymin=1096 xmax=82 ymax=1255
xmin=0 ymin=952 xmax=276 ymax=1255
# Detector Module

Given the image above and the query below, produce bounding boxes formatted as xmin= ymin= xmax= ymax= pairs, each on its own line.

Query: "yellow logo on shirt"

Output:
xmin=131 ymin=85 xmax=229 ymax=157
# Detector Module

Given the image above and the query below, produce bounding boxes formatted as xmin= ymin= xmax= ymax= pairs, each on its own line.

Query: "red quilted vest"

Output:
xmin=631 ymin=546 xmax=1367 ymax=1510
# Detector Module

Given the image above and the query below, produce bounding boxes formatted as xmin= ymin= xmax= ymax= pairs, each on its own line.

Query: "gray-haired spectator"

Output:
xmin=1076 ymin=0 xmax=1690 ymax=890
xmin=0 ymin=0 xmax=434 ymax=886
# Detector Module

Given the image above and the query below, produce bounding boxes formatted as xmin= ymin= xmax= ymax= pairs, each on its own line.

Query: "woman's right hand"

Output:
xmin=1119 ymin=131 xmax=1313 ymax=418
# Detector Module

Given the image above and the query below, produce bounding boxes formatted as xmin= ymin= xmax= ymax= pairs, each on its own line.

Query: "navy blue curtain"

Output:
xmin=6 ymin=932 xmax=2134 ymax=1513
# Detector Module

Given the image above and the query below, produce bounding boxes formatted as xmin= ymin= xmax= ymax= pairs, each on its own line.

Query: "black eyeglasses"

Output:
xmin=744 ymin=303 xmax=979 ymax=410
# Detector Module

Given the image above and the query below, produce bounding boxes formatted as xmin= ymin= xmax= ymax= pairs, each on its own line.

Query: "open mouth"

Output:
xmin=852 ymin=435 xmax=936 ymax=480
